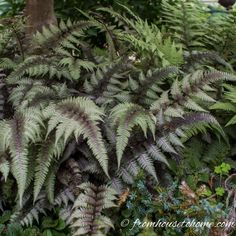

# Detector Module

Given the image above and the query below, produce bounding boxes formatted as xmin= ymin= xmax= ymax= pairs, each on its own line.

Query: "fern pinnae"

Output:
xmin=110 ymin=103 xmax=156 ymax=168
xmin=86 ymin=55 xmax=130 ymax=99
xmin=0 ymin=154 xmax=10 ymax=181
xmin=196 ymin=70 xmax=236 ymax=84
xmin=7 ymin=56 xmax=47 ymax=83
xmin=54 ymin=188 xmax=75 ymax=207
xmin=134 ymin=66 xmax=179 ymax=103
xmin=119 ymin=165 xmax=135 ymax=184
xmin=184 ymin=51 xmax=233 ymax=71
xmin=45 ymin=167 xmax=57 ymax=204
xmin=33 ymin=19 xmax=93 ymax=51
xmin=144 ymin=142 xmax=169 ymax=167
xmin=166 ymin=113 xmax=227 ymax=143
xmin=97 ymin=6 xmax=136 ymax=29
xmin=124 ymin=159 xmax=139 ymax=178
xmin=12 ymin=194 xmax=48 ymax=227
xmin=135 ymin=150 xmax=158 ymax=181
xmin=33 ymin=135 xmax=65 ymax=202
xmin=156 ymin=136 xmax=177 ymax=154
xmin=150 ymin=69 xmax=236 ymax=117
xmin=9 ymin=79 xmax=54 ymax=109
xmin=110 ymin=177 xmax=124 ymax=194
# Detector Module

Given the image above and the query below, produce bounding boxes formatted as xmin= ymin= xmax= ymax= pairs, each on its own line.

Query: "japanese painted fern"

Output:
xmin=0 ymin=5 xmax=234 ymax=236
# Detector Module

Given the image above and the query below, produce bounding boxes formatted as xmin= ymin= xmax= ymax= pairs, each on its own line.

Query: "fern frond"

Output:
xmin=84 ymin=56 xmax=129 ymax=101
xmin=167 ymin=113 xmax=226 ymax=142
xmin=45 ymin=167 xmax=57 ymax=204
xmin=33 ymin=19 xmax=93 ymax=51
xmin=161 ymin=0 xmax=209 ymax=51
xmin=70 ymin=182 xmax=117 ymax=236
xmin=9 ymin=79 xmax=70 ymax=109
xmin=150 ymin=70 xmax=236 ymax=116
xmin=210 ymin=102 xmax=236 ymax=113
xmin=7 ymin=56 xmax=71 ymax=83
xmin=44 ymin=97 xmax=109 ymax=176
xmin=10 ymin=193 xmax=48 ymax=227
xmin=110 ymin=103 xmax=156 ymax=168
xmin=184 ymin=51 xmax=233 ymax=71
xmin=33 ymin=135 xmax=65 ymax=202
xmin=0 ymin=109 xmax=42 ymax=206
xmin=210 ymin=84 xmax=236 ymax=126
xmin=19 ymin=198 xmax=47 ymax=227
xmin=144 ymin=142 xmax=169 ymax=166
xmin=77 ymin=10 xmax=120 ymax=59
xmin=54 ymin=188 xmax=75 ymax=207
xmin=97 ymin=6 xmax=136 ymax=29
xmin=119 ymin=19 xmax=183 ymax=66
xmin=0 ymin=58 xmax=16 ymax=70
xmin=59 ymin=205 xmax=74 ymax=225
xmin=110 ymin=177 xmax=124 ymax=194
xmin=131 ymin=67 xmax=178 ymax=105
xmin=135 ymin=151 xmax=157 ymax=181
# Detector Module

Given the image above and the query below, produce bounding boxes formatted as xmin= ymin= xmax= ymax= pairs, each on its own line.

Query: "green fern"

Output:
xmin=100 ymin=6 xmax=183 ymax=67
xmin=211 ymin=84 xmax=236 ymax=126
xmin=161 ymin=0 xmax=210 ymax=51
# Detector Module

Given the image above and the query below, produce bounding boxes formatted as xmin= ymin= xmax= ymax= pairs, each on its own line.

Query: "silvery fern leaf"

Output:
xmin=70 ymin=182 xmax=117 ymax=236
xmin=44 ymin=97 xmax=109 ymax=176
xmin=0 ymin=109 xmax=42 ymax=206
xmin=144 ymin=143 xmax=169 ymax=167
xmin=157 ymin=136 xmax=177 ymax=154
xmin=136 ymin=152 xmax=157 ymax=181
xmin=0 ymin=155 xmax=10 ymax=181
xmin=110 ymin=103 xmax=156 ymax=168
xmin=33 ymin=135 xmax=65 ymax=202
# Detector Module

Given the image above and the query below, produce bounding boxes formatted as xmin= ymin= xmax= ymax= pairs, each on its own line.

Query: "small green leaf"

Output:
xmin=42 ymin=217 xmax=58 ymax=229
xmin=55 ymin=219 xmax=66 ymax=231
xmin=221 ymin=162 xmax=231 ymax=175
xmin=42 ymin=229 xmax=53 ymax=236
xmin=215 ymin=187 xmax=225 ymax=196
xmin=214 ymin=163 xmax=231 ymax=176
xmin=214 ymin=166 xmax=221 ymax=175
xmin=202 ymin=189 xmax=212 ymax=197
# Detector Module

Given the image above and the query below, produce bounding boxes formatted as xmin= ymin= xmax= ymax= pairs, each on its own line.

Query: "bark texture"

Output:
xmin=25 ymin=0 xmax=57 ymax=36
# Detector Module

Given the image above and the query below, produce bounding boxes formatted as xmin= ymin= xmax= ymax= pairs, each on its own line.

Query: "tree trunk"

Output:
xmin=218 ymin=0 xmax=236 ymax=10
xmin=25 ymin=0 xmax=57 ymax=37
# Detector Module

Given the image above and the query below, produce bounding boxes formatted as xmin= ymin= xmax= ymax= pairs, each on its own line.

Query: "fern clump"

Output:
xmin=0 ymin=3 xmax=235 ymax=235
